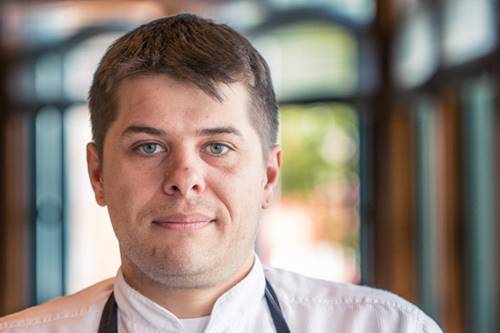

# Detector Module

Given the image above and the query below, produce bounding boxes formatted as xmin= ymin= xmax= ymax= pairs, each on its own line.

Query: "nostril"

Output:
xmin=163 ymin=168 xmax=205 ymax=196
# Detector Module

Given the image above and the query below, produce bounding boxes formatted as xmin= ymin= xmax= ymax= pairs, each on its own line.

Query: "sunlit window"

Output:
xmin=62 ymin=33 xmax=125 ymax=294
xmin=393 ymin=9 xmax=438 ymax=88
xmin=63 ymin=33 xmax=123 ymax=101
xmin=267 ymin=0 xmax=375 ymax=24
xmin=64 ymin=105 xmax=120 ymax=294
xmin=252 ymin=22 xmax=358 ymax=101
xmin=259 ymin=104 xmax=360 ymax=283
xmin=443 ymin=0 xmax=497 ymax=65
xmin=215 ymin=1 xmax=266 ymax=29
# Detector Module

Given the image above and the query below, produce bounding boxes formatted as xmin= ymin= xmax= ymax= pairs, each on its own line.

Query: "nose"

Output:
xmin=162 ymin=151 xmax=206 ymax=197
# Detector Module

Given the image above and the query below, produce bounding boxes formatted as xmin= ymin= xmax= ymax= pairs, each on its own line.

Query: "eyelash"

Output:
xmin=133 ymin=142 xmax=166 ymax=156
xmin=132 ymin=142 xmax=233 ymax=157
xmin=203 ymin=142 xmax=232 ymax=156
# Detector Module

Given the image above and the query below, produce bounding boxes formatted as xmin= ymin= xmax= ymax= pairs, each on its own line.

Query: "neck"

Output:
xmin=121 ymin=256 xmax=255 ymax=318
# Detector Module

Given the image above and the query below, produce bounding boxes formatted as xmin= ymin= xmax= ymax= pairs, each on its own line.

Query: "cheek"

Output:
xmin=104 ymin=174 xmax=151 ymax=242
xmin=103 ymin=160 xmax=160 ymax=213
xmin=104 ymin=178 xmax=134 ymax=227
xmin=209 ymin=165 xmax=265 ymax=216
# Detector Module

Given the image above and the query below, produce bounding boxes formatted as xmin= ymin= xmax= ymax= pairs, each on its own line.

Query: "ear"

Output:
xmin=87 ymin=143 xmax=106 ymax=206
xmin=262 ymin=145 xmax=282 ymax=209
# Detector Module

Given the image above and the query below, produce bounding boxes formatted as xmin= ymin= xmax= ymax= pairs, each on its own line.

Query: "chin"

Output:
xmin=140 ymin=260 xmax=228 ymax=289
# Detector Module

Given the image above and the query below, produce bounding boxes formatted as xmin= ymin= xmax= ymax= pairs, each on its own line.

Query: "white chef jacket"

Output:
xmin=0 ymin=256 xmax=442 ymax=332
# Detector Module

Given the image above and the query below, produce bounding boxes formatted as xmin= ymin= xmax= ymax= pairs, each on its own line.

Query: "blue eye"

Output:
xmin=206 ymin=143 xmax=230 ymax=156
xmin=136 ymin=143 xmax=164 ymax=155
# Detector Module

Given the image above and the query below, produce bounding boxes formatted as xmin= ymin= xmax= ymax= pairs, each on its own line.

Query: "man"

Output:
xmin=0 ymin=14 xmax=442 ymax=332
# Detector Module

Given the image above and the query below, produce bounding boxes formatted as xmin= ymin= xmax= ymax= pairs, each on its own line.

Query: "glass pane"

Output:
xmin=7 ymin=1 xmax=162 ymax=47
xmin=35 ymin=53 xmax=63 ymax=101
xmin=443 ymin=0 xmax=497 ymax=65
xmin=259 ymin=103 xmax=360 ymax=283
xmin=35 ymin=107 xmax=64 ymax=303
xmin=414 ymin=98 xmax=440 ymax=321
xmin=63 ymin=33 xmax=123 ymax=101
xmin=462 ymin=78 xmax=496 ymax=333
xmin=215 ymin=0 xmax=266 ymax=30
xmin=64 ymin=104 xmax=120 ymax=294
xmin=252 ymin=22 xmax=358 ymax=101
xmin=267 ymin=0 xmax=375 ymax=23
xmin=393 ymin=9 xmax=438 ymax=88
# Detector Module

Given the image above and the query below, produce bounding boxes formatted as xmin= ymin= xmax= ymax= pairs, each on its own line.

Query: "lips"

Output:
xmin=152 ymin=213 xmax=213 ymax=232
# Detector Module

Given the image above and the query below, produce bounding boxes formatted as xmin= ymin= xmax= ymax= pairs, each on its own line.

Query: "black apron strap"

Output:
xmin=264 ymin=279 xmax=292 ymax=333
xmin=98 ymin=279 xmax=291 ymax=333
xmin=98 ymin=292 xmax=118 ymax=333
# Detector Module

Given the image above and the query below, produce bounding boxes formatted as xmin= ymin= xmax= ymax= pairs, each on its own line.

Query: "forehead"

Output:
xmin=112 ymin=74 xmax=252 ymax=129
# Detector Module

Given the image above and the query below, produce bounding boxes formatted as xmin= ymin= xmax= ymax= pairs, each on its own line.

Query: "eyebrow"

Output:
xmin=197 ymin=126 xmax=243 ymax=138
xmin=120 ymin=125 xmax=242 ymax=138
xmin=121 ymin=125 xmax=166 ymax=137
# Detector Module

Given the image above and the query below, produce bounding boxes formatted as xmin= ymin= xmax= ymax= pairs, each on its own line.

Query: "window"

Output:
xmin=252 ymin=22 xmax=358 ymax=101
xmin=260 ymin=104 xmax=360 ymax=282
xmin=442 ymin=0 xmax=497 ymax=65
xmin=250 ymin=17 xmax=366 ymax=283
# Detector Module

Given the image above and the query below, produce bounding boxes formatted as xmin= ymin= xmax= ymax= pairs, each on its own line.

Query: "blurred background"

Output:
xmin=0 ymin=0 xmax=498 ymax=332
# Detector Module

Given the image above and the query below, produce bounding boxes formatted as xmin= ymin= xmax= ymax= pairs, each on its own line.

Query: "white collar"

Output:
xmin=113 ymin=255 xmax=266 ymax=332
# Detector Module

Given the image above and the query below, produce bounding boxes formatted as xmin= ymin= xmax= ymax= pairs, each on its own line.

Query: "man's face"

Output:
xmin=87 ymin=74 xmax=281 ymax=288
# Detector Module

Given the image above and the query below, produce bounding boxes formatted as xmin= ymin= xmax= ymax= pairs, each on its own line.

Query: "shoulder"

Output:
xmin=264 ymin=267 xmax=442 ymax=333
xmin=0 ymin=278 xmax=114 ymax=332
xmin=265 ymin=266 xmax=414 ymax=309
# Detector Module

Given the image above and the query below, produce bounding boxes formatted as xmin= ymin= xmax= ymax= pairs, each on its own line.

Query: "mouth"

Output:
xmin=152 ymin=213 xmax=214 ymax=232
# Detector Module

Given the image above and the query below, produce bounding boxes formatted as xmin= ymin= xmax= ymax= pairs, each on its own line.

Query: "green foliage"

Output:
xmin=280 ymin=103 xmax=358 ymax=194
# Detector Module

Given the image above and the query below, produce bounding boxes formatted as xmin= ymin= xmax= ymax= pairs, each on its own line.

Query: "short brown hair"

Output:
xmin=89 ymin=13 xmax=278 ymax=158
